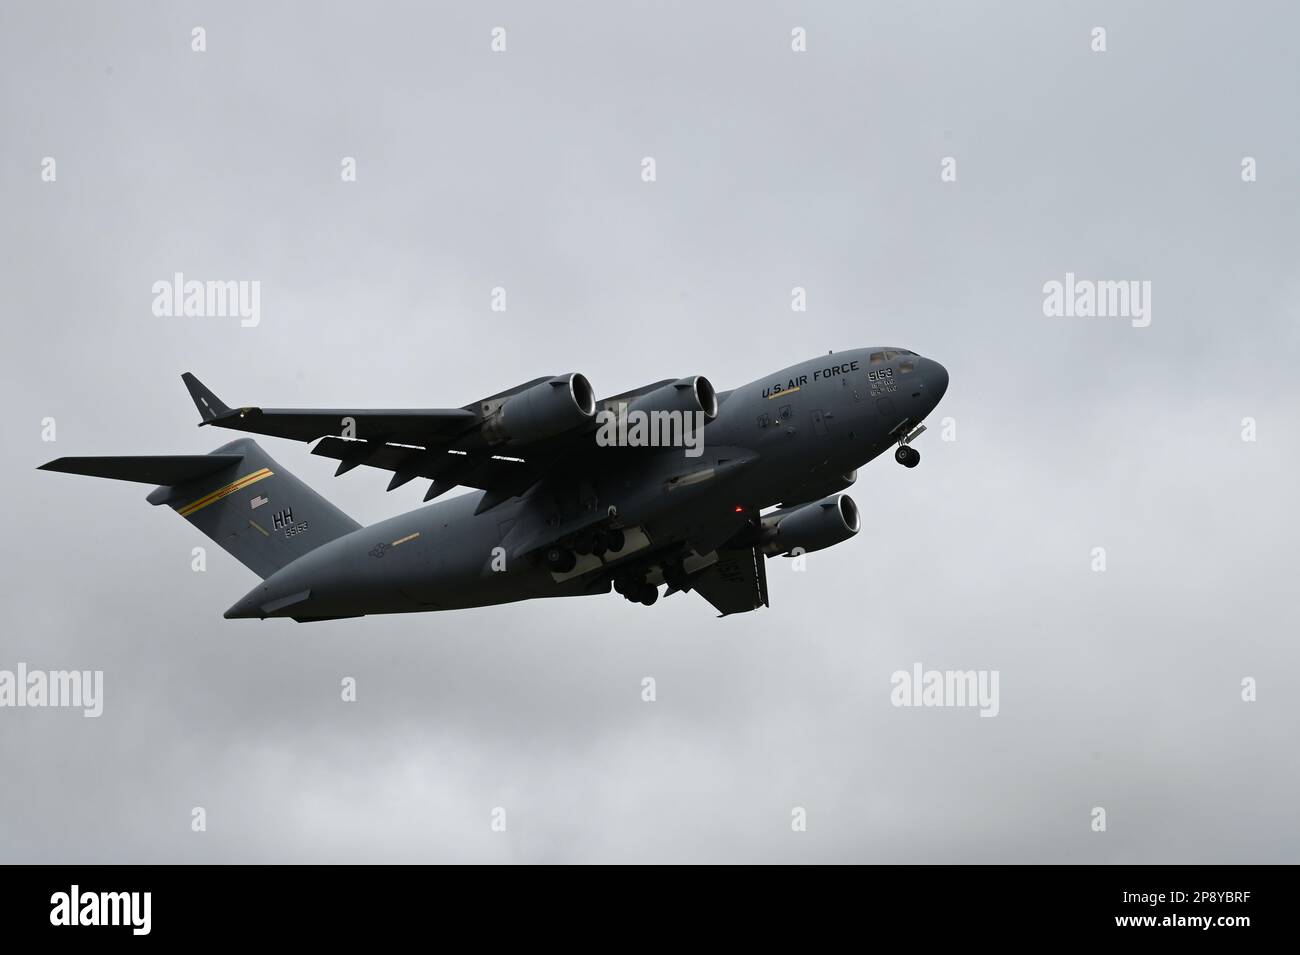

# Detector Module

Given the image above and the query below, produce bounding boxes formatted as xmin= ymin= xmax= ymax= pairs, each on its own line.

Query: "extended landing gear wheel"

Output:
xmin=895 ymin=445 xmax=920 ymax=469
xmin=544 ymin=546 xmax=577 ymax=573
xmin=616 ymin=579 xmax=658 ymax=605
xmin=605 ymin=529 xmax=626 ymax=553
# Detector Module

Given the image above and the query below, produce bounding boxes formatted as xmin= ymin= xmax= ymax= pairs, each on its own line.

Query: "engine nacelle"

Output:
xmin=625 ymin=376 xmax=719 ymax=422
xmin=760 ymin=493 xmax=860 ymax=556
xmin=482 ymin=373 xmax=596 ymax=445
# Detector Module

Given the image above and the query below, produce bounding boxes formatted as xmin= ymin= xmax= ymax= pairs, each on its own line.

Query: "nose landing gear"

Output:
xmin=894 ymin=423 xmax=926 ymax=468
xmin=895 ymin=445 xmax=920 ymax=468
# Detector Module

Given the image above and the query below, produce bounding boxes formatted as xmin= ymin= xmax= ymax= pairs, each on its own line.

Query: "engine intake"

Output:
xmin=625 ymin=375 xmax=718 ymax=422
xmin=760 ymin=493 xmax=860 ymax=556
xmin=482 ymin=373 xmax=595 ymax=445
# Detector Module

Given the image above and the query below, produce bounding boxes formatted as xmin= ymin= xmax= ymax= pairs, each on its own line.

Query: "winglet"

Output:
xmin=182 ymin=372 xmax=232 ymax=424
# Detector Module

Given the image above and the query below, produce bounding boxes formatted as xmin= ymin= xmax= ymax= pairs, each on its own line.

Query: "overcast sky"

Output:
xmin=2 ymin=1 xmax=1297 ymax=863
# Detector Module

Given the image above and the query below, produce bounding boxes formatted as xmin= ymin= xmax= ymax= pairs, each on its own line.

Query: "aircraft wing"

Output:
xmin=180 ymin=372 xmax=689 ymax=510
xmin=183 ymin=372 xmax=478 ymax=442
xmin=690 ymin=547 xmax=770 ymax=617
xmin=194 ymin=407 xmax=477 ymax=443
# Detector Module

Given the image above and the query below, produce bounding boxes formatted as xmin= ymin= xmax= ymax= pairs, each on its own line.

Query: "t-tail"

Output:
xmin=38 ymin=379 xmax=359 ymax=580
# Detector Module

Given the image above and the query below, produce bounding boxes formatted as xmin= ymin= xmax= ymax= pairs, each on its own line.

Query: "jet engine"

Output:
xmin=625 ymin=376 xmax=719 ymax=422
xmin=760 ymin=493 xmax=860 ymax=556
xmin=481 ymin=373 xmax=596 ymax=445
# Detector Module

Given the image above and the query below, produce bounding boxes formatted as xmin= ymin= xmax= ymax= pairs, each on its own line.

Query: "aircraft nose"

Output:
xmin=921 ymin=358 xmax=949 ymax=405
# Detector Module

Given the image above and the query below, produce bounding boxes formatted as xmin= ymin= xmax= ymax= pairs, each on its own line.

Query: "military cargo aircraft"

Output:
xmin=39 ymin=349 xmax=948 ymax=620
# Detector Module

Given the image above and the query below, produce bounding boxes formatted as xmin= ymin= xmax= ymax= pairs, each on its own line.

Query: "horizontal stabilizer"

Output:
xmin=38 ymin=454 xmax=242 ymax=486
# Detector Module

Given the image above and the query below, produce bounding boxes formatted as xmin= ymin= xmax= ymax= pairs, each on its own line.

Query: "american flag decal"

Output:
xmin=250 ymin=495 xmax=269 ymax=510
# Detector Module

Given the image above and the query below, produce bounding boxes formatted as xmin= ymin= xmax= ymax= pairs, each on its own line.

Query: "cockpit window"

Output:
xmin=899 ymin=359 xmax=916 ymax=374
xmin=884 ymin=350 xmax=899 ymax=360
xmin=869 ymin=352 xmax=885 ymax=364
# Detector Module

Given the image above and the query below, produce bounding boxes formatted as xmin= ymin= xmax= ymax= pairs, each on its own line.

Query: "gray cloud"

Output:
xmin=1 ymin=0 xmax=1296 ymax=862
